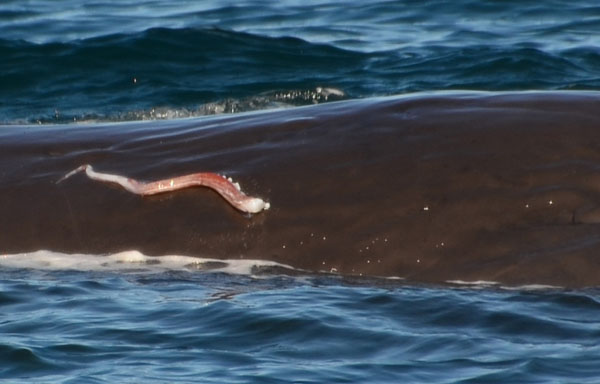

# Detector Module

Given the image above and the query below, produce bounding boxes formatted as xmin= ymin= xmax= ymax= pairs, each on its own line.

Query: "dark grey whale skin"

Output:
xmin=2 ymin=91 xmax=600 ymax=287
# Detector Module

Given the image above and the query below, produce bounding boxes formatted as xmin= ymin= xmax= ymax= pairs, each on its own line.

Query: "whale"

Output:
xmin=2 ymin=91 xmax=600 ymax=287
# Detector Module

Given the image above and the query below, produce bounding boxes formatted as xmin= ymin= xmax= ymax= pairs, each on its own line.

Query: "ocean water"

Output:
xmin=2 ymin=0 xmax=600 ymax=123
xmin=2 ymin=0 xmax=600 ymax=382
xmin=2 ymin=256 xmax=600 ymax=383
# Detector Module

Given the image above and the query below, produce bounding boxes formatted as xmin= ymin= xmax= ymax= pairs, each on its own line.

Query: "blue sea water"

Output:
xmin=2 ymin=267 xmax=600 ymax=383
xmin=2 ymin=0 xmax=600 ymax=382
xmin=2 ymin=0 xmax=600 ymax=123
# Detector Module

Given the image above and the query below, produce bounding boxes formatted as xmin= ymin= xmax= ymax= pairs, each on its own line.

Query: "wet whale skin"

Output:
xmin=2 ymin=92 xmax=600 ymax=287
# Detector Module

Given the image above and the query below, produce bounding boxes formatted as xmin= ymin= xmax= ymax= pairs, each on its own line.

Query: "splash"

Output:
xmin=0 ymin=250 xmax=293 ymax=275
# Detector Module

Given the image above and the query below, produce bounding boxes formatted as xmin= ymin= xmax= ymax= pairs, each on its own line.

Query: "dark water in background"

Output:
xmin=2 ymin=0 xmax=600 ymax=123
xmin=2 ymin=0 xmax=600 ymax=382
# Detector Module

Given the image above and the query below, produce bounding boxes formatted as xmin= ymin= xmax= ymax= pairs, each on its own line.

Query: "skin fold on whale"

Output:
xmin=1 ymin=91 xmax=600 ymax=287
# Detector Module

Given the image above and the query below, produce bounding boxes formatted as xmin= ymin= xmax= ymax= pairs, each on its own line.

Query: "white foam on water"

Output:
xmin=501 ymin=284 xmax=563 ymax=291
xmin=447 ymin=280 xmax=500 ymax=286
xmin=0 ymin=250 xmax=293 ymax=275
xmin=447 ymin=279 xmax=563 ymax=290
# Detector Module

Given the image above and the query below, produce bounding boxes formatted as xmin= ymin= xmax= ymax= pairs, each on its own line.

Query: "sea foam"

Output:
xmin=0 ymin=250 xmax=293 ymax=275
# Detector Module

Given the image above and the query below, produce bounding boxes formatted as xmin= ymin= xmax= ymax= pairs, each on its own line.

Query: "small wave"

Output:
xmin=2 ymin=24 xmax=599 ymax=124
xmin=0 ymin=345 xmax=57 ymax=376
xmin=105 ymin=87 xmax=346 ymax=121
xmin=447 ymin=280 xmax=563 ymax=290
xmin=0 ymin=27 xmax=355 ymax=124
xmin=0 ymin=250 xmax=295 ymax=276
xmin=21 ymin=86 xmax=347 ymax=124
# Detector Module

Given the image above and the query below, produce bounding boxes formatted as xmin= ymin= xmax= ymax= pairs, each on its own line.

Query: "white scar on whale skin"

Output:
xmin=57 ymin=164 xmax=270 ymax=214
